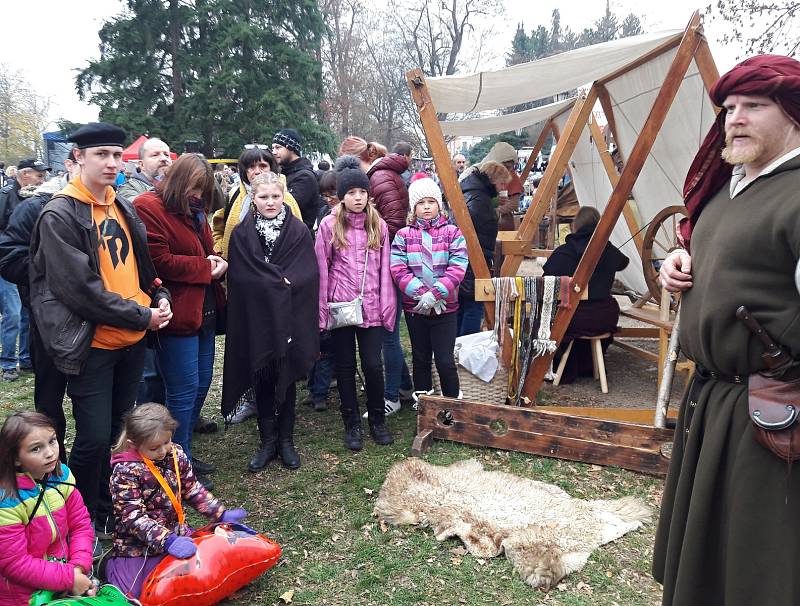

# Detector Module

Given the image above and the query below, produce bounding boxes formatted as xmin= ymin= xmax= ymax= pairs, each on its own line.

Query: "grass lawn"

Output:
xmin=0 ymin=339 xmax=665 ymax=606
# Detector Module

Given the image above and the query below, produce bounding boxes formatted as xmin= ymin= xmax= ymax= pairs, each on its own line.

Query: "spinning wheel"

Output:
xmin=641 ymin=205 xmax=687 ymax=305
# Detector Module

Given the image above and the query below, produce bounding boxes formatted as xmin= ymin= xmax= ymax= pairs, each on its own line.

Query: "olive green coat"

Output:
xmin=653 ymin=154 xmax=800 ymax=606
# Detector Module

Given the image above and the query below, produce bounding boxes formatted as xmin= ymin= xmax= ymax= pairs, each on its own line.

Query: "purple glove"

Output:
xmin=220 ymin=508 xmax=247 ymax=524
xmin=164 ymin=534 xmax=196 ymax=559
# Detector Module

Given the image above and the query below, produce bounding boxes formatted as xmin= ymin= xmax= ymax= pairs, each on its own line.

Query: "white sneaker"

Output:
xmin=412 ymin=389 xmax=435 ymax=410
xmin=362 ymin=399 xmax=401 ymax=419
xmin=228 ymin=399 xmax=257 ymax=424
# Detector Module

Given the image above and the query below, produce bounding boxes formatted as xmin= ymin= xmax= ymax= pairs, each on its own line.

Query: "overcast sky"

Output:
xmin=0 ymin=0 xmax=744 ymax=128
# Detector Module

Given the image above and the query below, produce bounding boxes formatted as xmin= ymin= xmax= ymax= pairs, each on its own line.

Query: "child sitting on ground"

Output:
xmin=390 ymin=176 xmax=468 ymax=400
xmin=0 ymin=412 xmax=96 ymax=606
xmin=105 ymin=403 xmax=247 ymax=599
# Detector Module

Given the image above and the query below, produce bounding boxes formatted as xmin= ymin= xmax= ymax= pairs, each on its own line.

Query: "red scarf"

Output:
xmin=681 ymin=54 xmax=800 ymax=247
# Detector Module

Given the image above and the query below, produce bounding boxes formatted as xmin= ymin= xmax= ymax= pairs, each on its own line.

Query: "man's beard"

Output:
xmin=721 ymin=130 xmax=767 ymax=165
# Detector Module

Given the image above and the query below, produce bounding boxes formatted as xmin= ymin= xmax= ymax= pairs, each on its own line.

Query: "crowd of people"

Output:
xmin=0 ymin=120 xmax=509 ymax=603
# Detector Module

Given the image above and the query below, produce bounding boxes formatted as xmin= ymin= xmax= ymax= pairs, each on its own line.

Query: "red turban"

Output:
xmin=680 ymin=54 xmax=800 ymax=246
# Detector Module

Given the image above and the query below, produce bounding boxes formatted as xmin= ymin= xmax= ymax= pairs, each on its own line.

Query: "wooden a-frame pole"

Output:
xmin=406 ymin=68 xmax=496 ymax=328
xmin=588 ymin=117 xmax=645 ymax=255
xmin=499 ymin=93 xmax=597 ymax=277
xmin=519 ymin=121 xmax=554 ymax=184
xmin=520 ymin=11 xmax=704 ymax=400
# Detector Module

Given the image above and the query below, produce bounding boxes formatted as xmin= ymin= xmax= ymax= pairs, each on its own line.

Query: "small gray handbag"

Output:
xmin=327 ymin=245 xmax=370 ymax=330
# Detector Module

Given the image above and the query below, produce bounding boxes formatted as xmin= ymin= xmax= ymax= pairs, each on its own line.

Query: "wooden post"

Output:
xmin=520 ymin=12 xmax=703 ymax=401
xmin=406 ymin=69 xmax=496 ymax=327
xmin=500 ymin=90 xmax=597 ymax=278
xmin=597 ymin=84 xmax=620 ymax=152
xmin=588 ymin=117 xmax=644 ymax=255
xmin=520 ymin=121 xmax=553 ymax=183
xmin=694 ymin=34 xmax=721 ymax=95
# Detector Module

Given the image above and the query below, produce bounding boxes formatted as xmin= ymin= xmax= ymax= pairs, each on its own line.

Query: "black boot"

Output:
xmin=277 ymin=404 xmax=300 ymax=470
xmin=344 ymin=422 xmax=363 ymax=451
xmin=248 ymin=417 xmax=278 ymax=472
xmin=369 ymin=422 xmax=394 ymax=445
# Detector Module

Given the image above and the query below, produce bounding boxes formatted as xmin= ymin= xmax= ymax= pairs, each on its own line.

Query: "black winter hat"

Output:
xmin=272 ymin=128 xmax=303 ymax=155
xmin=334 ymin=155 xmax=370 ymax=200
xmin=68 ymin=122 xmax=126 ymax=149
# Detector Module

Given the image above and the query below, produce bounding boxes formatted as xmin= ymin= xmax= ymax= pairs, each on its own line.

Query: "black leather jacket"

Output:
xmin=29 ymin=194 xmax=170 ymax=375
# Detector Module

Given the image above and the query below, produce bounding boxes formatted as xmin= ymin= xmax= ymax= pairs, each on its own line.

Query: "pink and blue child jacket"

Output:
xmin=390 ymin=215 xmax=468 ymax=314
xmin=0 ymin=463 xmax=93 ymax=606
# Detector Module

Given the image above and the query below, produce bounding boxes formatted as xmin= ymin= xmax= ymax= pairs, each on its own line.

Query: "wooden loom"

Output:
xmin=407 ymin=12 xmax=720 ymax=476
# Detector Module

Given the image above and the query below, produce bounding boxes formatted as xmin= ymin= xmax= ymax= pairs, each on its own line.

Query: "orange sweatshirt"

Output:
xmin=61 ymin=178 xmax=151 ymax=349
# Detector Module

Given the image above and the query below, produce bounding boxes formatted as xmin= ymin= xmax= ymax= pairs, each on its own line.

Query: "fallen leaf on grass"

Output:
xmin=379 ymin=520 xmax=389 ymax=533
xmin=450 ymin=546 xmax=468 ymax=556
xmin=450 ymin=556 xmax=463 ymax=566
xmin=279 ymin=589 xmax=294 ymax=603
xmin=363 ymin=487 xmax=374 ymax=495
xmin=589 ymin=464 xmax=603 ymax=472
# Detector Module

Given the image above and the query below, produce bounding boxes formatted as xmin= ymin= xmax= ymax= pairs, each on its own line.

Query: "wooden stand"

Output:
xmin=413 ymin=396 xmax=674 ymax=476
xmin=406 ymin=12 xmax=719 ymax=473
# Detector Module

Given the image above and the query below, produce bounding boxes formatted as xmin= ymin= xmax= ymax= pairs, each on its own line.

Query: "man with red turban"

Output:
xmin=656 ymin=55 xmax=800 ymax=606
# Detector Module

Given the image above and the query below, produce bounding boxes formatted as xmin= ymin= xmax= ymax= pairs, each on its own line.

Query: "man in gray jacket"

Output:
xmin=116 ymin=137 xmax=172 ymax=200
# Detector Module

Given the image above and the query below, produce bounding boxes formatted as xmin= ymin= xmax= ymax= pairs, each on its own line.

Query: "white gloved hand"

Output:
xmin=433 ymin=299 xmax=447 ymax=315
xmin=413 ymin=290 xmax=437 ymax=314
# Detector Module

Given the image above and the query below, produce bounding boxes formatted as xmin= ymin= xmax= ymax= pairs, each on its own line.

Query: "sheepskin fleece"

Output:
xmin=374 ymin=458 xmax=651 ymax=590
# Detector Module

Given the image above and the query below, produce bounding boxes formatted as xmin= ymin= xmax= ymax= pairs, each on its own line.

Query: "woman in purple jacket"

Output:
xmin=315 ymin=156 xmax=397 ymax=451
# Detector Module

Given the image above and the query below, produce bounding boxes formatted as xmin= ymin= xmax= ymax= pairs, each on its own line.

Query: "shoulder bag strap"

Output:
xmin=359 ymin=241 xmax=369 ymax=299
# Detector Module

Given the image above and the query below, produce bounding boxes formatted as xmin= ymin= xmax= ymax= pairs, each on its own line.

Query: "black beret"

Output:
xmin=68 ymin=122 xmax=127 ymax=149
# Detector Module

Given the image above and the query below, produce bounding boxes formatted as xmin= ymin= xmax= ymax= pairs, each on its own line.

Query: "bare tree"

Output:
xmin=706 ymin=1 xmax=799 ymax=57
xmin=0 ymin=65 xmax=50 ymax=163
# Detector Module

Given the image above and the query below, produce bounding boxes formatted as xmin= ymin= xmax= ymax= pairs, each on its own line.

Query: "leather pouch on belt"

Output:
xmin=748 ymin=373 xmax=800 ymax=461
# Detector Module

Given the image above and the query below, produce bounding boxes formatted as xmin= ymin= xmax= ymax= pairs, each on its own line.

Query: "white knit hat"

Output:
xmin=408 ymin=177 xmax=443 ymax=209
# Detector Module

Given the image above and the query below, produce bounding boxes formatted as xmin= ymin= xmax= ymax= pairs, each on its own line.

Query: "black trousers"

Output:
xmin=29 ymin=313 xmax=68 ymax=462
xmin=330 ymin=325 xmax=384 ymax=425
xmin=67 ymin=340 xmax=146 ymax=521
xmin=405 ymin=311 xmax=459 ymax=397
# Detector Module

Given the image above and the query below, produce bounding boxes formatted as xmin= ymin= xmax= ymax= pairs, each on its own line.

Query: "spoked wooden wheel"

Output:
xmin=642 ymin=205 xmax=687 ymax=306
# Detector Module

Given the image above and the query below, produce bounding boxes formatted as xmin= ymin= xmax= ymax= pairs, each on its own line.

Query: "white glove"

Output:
xmin=433 ymin=299 xmax=447 ymax=315
xmin=413 ymin=290 xmax=437 ymax=314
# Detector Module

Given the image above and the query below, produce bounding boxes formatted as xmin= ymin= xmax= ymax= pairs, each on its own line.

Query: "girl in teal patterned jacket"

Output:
xmin=390 ymin=176 xmax=468 ymax=399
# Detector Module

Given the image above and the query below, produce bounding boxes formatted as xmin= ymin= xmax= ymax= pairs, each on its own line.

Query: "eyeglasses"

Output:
xmin=244 ymin=144 xmax=269 ymax=150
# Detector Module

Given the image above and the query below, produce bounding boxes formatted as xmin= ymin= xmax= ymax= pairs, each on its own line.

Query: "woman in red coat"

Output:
xmin=134 ymin=155 xmax=226 ymax=487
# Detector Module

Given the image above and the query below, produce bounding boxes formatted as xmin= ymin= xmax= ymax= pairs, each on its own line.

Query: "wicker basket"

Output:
xmin=431 ymin=352 xmax=509 ymax=404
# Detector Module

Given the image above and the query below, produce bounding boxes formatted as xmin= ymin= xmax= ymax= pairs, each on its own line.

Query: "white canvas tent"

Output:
xmin=435 ymin=27 xmax=718 ymax=299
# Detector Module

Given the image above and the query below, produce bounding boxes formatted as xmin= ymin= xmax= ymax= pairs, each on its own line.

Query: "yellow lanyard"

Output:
xmin=142 ymin=448 xmax=185 ymax=527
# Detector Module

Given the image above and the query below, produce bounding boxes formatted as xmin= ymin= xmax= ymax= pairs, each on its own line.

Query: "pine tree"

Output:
xmin=76 ymin=0 xmax=334 ymax=156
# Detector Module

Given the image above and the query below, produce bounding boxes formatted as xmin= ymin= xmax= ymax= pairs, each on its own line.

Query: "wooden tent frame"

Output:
xmin=406 ymin=12 xmax=720 ymax=475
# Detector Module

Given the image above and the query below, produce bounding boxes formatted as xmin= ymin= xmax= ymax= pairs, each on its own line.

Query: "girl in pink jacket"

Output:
xmin=0 ymin=412 xmax=95 ymax=606
xmin=315 ymin=155 xmax=397 ymax=451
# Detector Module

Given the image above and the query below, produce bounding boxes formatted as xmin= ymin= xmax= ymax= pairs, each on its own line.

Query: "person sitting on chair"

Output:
xmin=542 ymin=206 xmax=628 ymax=383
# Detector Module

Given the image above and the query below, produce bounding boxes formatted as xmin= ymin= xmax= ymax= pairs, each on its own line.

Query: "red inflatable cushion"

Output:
xmin=139 ymin=524 xmax=281 ymax=606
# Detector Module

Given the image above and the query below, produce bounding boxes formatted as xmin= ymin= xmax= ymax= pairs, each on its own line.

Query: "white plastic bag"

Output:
xmin=455 ymin=330 xmax=499 ymax=382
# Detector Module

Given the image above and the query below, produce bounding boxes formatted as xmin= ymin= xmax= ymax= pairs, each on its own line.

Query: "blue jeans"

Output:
xmin=308 ymin=357 xmax=333 ymax=401
xmin=0 ymin=277 xmax=23 ymax=370
xmin=383 ymin=292 xmax=412 ymax=401
xmin=457 ymin=296 xmax=485 ymax=336
xmin=156 ymin=326 xmax=215 ymax=458
xmin=137 ymin=348 xmax=165 ymax=404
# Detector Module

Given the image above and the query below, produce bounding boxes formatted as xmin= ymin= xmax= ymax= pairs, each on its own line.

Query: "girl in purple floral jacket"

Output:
xmin=105 ymin=404 xmax=246 ymax=599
